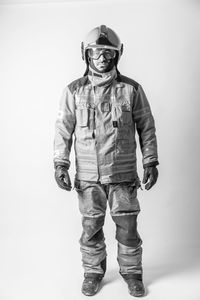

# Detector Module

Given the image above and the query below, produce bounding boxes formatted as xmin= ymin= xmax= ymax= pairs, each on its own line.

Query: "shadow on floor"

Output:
xmin=101 ymin=248 xmax=200 ymax=290
xmin=102 ymin=268 xmax=120 ymax=286
xmin=144 ymin=251 xmax=200 ymax=286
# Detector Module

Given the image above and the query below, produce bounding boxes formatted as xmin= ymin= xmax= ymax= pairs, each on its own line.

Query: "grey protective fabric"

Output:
xmin=75 ymin=180 xmax=142 ymax=275
xmin=54 ymin=73 xmax=158 ymax=184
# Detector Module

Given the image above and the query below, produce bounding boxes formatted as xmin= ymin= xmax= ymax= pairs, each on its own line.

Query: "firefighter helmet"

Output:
xmin=81 ymin=25 xmax=123 ymax=64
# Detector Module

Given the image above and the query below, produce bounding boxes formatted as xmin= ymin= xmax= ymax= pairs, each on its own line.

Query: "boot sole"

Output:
xmin=81 ymin=282 xmax=100 ymax=296
xmin=128 ymin=288 xmax=146 ymax=297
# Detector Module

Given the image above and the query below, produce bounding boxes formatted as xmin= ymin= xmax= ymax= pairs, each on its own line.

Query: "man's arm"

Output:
xmin=132 ymin=85 xmax=159 ymax=189
xmin=54 ymin=86 xmax=76 ymax=190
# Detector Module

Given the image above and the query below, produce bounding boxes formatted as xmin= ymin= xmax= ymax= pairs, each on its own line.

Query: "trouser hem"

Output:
xmin=120 ymin=273 xmax=143 ymax=281
xmin=84 ymin=272 xmax=104 ymax=280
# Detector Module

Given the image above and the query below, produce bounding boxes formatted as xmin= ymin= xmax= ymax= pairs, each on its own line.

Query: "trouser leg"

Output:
xmin=117 ymin=242 xmax=143 ymax=278
xmin=108 ymin=183 xmax=143 ymax=276
xmin=75 ymin=180 xmax=107 ymax=275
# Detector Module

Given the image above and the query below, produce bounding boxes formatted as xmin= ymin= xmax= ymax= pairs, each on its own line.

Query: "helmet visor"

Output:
xmin=88 ymin=48 xmax=116 ymax=60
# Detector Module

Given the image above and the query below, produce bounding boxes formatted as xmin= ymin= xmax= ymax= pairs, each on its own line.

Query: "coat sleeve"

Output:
xmin=132 ymin=85 xmax=159 ymax=168
xmin=53 ymin=86 xmax=76 ymax=169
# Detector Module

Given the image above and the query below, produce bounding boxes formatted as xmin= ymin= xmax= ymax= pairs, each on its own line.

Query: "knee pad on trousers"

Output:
xmin=112 ymin=214 xmax=141 ymax=247
xmin=80 ymin=216 xmax=105 ymax=246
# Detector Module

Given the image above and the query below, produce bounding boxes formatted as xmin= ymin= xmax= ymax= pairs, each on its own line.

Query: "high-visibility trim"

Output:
xmin=76 ymin=155 xmax=97 ymax=162
xmin=111 ymin=212 xmax=139 ymax=217
xmin=115 ymin=158 xmax=136 ymax=164
xmin=76 ymin=167 xmax=98 ymax=174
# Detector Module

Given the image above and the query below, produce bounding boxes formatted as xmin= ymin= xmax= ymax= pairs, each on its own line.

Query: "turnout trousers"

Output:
xmin=75 ymin=180 xmax=143 ymax=277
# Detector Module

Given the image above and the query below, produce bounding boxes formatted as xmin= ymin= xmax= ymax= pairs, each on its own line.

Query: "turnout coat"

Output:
xmin=54 ymin=73 xmax=158 ymax=184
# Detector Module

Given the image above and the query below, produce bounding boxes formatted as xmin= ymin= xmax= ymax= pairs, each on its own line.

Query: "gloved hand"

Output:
xmin=142 ymin=166 xmax=158 ymax=190
xmin=54 ymin=165 xmax=72 ymax=191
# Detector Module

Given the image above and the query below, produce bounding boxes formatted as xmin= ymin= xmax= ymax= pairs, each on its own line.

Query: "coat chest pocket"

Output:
xmin=76 ymin=108 xmax=89 ymax=127
xmin=121 ymin=105 xmax=132 ymax=125
xmin=101 ymin=102 xmax=110 ymax=112
xmin=112 ymin=104 xmax=132 ymax=126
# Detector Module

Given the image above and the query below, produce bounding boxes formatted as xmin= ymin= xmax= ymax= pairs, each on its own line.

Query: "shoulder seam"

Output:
xmin=67 ymin=76 xmax=88 ymax=93
xmin=118 ymin=75 xmax=140 ymax=91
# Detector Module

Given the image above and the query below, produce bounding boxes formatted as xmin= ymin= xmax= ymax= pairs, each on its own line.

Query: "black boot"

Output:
xmin=81 ymin=273 xmax=103 ymax=296
xmin=122 ymin=274 xmax=145 ymax=297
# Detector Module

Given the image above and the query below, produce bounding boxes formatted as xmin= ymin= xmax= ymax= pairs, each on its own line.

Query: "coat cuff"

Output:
xmin=143 ymin=161 xmax=159 ymax=169
xmin=54 ymin=161 xmax=70 ymax=170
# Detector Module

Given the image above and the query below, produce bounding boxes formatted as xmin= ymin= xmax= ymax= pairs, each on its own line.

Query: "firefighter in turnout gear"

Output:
xmin=54 ymin=25 xmax=159 ymax=297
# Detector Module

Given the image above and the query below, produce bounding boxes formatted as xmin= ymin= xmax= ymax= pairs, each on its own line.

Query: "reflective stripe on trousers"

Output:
xmin=75 ymin=180 xmax=143 ymax=275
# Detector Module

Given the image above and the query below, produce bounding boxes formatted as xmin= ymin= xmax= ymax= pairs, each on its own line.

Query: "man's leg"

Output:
xmin=75 ymin=180 xmax=107 ymax=295
xmin=108 ymin=182 xmax=145 ymax=297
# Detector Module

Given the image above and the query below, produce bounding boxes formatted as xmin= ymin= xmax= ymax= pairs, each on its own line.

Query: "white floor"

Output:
xmin=86 ymin=265 xmax=200 ymax=300
xmin=1 ymin=181 xmax=200 ymax=300
xmin=1 ymin=229 xmax=200 ymax=300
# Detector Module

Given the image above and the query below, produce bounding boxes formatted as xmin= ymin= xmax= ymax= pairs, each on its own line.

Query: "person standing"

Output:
xmin=54 ymin=25 xmax=159 ymax=297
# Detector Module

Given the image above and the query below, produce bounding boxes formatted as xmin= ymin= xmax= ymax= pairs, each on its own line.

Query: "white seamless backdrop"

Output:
xmin=0 ymin=1 xmax=200 ymax=299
